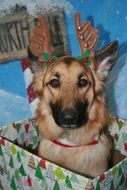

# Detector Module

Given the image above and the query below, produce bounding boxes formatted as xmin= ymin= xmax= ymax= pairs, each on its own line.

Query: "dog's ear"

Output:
xmin=95 ymin=41 xmax=119 ymax=80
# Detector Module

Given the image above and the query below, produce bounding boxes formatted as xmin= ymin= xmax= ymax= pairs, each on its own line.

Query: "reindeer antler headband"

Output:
xmin=29 ymin=13 xmax=98 ymax=67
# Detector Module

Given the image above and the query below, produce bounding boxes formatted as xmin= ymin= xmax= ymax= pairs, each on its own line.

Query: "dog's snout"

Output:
xmin=60 ymin=109 xmax=78 ymax=126
xmin=50 ymin=101 xmax=89 ymax=129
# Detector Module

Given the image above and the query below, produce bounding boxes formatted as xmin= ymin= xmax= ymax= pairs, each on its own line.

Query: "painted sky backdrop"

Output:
xmin=0 ymin=0 xmax=127 ymax=126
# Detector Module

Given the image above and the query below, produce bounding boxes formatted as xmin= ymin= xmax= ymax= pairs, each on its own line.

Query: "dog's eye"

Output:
xmin=49 ymin=79 xmax=60 ymax=88
xmin=78 ymin=79 xmax=88 ymax=88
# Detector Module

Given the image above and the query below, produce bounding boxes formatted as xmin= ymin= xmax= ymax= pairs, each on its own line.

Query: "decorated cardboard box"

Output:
xmin=0 ymin=116 xmax=127 ymax=190
xmin=0 ymin=59 xmax=127 ymax=190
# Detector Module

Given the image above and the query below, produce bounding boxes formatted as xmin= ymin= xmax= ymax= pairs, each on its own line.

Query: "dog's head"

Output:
xmin=28 ymin=41 xmax=118 ymax=141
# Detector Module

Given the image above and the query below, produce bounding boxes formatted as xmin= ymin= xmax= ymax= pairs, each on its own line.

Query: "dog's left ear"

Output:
xmin=95 ymin=41 xmax=119 ymax=80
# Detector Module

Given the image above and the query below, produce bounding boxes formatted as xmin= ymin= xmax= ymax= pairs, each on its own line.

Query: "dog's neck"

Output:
xmin=50 ymin=133 xmax=102 ymax=148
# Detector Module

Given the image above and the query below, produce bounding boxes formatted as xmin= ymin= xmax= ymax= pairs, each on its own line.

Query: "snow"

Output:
xmin=116 ymin=11 xmax=120 ymax=15
xmin=0 ymin=0 xmax=74 ymax=16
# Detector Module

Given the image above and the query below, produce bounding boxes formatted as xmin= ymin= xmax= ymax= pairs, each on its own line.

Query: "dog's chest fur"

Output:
xmin=39 ymin=134 xmax=110 ymax=177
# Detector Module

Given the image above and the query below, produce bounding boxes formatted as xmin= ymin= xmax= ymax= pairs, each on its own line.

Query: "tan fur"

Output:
xmin=33 ymin=57 xmax=111 ymax=177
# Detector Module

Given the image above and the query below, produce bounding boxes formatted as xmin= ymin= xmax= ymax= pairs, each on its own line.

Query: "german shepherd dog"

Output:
xmin=28 ymin=39 xmax=118 ymax=177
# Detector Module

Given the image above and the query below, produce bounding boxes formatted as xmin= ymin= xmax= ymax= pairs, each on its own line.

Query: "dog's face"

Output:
xmin=28 ymin=41 xmax=118 ymax=141
xmin=42 ymin=57 xmax=94 ymax=129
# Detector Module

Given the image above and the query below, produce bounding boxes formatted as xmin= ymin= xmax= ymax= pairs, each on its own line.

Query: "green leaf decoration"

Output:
xmin=9 ymin=155 xmax=14 ymax=168
xmin=53 ymin=55 xmax=58 ymax=61
xmin=0 ymin=144 xmax=3 ymax=156
xmin=10 ymin=176 xmax=17 ymax=190
xmin=35 ymin=164 xmax=44 ymax=180
xmin=83 ymin=50 xmax=90 ymax=57
xmin=119 ymin=173 xmax=125 ymax=186
xmin=112 ymin=166 xmax=119 ymax=175
xmin=43 ymin=52 xmax=50 ymax=59
xmin=96 ymin=181 xmax=101 ymax=190
xmin=65 ymin=176 xmax=72 ymax=189
xmin=19 ymin=164 xmax=27 ymax=176
xmin=53 ymin=181 xmax=60 ymax=190
xmin=17 ymin=151 xmax=21 ymax=162
xmin=109 ymin=181 xmax=114 ymax=190
xmin=10 ymin=144 xmax=17 ymax=154
xmin=54 ymin=167 xmax=65 ymax=180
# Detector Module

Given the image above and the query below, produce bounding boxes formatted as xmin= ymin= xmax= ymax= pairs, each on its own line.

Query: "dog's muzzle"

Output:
xmin=59 ymin=109 xmax=78 ymax=129
xmin=50 ymin=101 xmax=89 ymax=129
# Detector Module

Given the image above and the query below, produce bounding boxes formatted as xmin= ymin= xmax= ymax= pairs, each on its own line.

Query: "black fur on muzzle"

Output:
xmin=50 ymin=100 xmax=89 ymax=129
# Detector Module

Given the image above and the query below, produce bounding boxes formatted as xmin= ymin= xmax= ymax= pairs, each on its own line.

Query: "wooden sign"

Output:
xmin=0 ymin=11 xmax=70 ymax=63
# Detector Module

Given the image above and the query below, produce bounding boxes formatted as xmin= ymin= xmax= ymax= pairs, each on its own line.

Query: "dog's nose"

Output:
xmin=60 ymin=109 xmax=78 ymax=126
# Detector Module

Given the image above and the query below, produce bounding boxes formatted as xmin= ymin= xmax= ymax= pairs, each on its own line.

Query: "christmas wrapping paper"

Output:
xmin=0 ymin=117 xmax=127 ymax=190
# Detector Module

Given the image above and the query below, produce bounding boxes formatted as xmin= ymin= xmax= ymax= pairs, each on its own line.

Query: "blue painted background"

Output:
xmin=67 ymin=0 xmax=127 ymax=119
xmin=0 ymin=0 xmax=127 ymax=126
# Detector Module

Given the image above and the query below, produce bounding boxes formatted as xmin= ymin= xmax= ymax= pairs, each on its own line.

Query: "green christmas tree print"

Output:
xmin=9 ymin=155 xmax=14 ymax=168
xmin=65 ymin=176 xmax=72 ymax=189
xmin=10 ymin=175 xmax=17 ymax=190
xmin=119 ymin=173 xmax=125 ymax=186
xmin=17 ymin=151 xmax=21 ymax=162
xmin=15 ymin=123 xmax=21 ymax=132
xmin=15 ymin=169 xmax=20 ymax=181
xmin=109 ymin=181 xmax=114 ymax=190
xmin=118 ymin=120 xmax=124 ymax=130
xmin=96 ymin=181 xmax=101 ymax=190
xmin=53 ymin=181 xmax=60 ymax=190
xmin=112 ymin=166 xmax=119 ymax=175
xmin=19 ymin=164 xmax=27 ymax=176
xmin=10 ymin=144 xmax=17 ymax=154
xmin=54 ymin=167 xmax=65 ymax=180
xmin=35 ymin=163 xmax=44 ymax=180
xmin=0 ymin=144 xmax=3 ymax=156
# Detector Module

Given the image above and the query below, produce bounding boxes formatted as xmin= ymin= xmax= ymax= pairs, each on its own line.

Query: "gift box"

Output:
xmin=0 ymin=116 xmax=127 ymax=190
xmin=0 ymin=60 xmax=127 ymax=190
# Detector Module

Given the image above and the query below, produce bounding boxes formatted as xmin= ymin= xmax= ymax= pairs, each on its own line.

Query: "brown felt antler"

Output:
xmin=75 ymin=12 xmax=98 ymax=57
xmin=29 ymin=15 xmax=53 ymax=58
